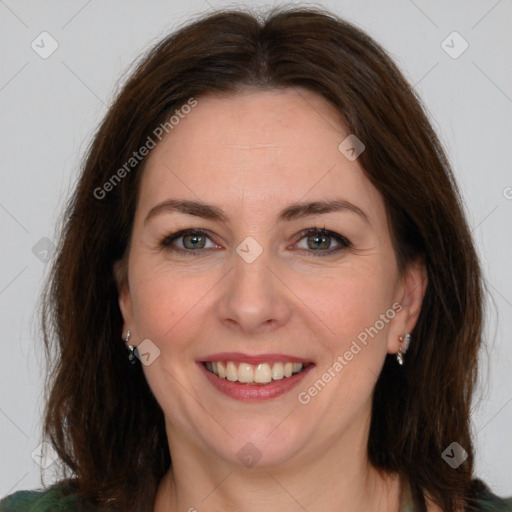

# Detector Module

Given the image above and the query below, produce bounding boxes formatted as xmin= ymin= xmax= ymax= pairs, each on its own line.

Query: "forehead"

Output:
xmin=157 ymin=87 xmax=347 ymax=157
xmin=137 ymin=88 xmax=386 ymax=227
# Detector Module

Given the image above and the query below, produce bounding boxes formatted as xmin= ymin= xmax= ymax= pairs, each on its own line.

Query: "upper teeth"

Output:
xmin=205 ymin=361 xmax=304 ymax=384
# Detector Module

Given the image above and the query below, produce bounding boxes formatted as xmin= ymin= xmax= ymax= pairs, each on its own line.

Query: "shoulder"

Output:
xmin=468 ymin=479 xmax=512 ymax=512
xmin=0 ymin=482 xmax=83 ymax=512
xmin=473 ymin=491 xmax=512 ymax=511
xmin=405 ymin=479 xmax=512 ymax=512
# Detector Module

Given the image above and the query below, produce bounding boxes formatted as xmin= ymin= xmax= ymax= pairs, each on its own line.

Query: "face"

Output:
xmin=116 ymin=87 xmax=426 ymax=470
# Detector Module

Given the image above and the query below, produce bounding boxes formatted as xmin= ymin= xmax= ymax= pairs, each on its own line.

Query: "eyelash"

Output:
xmin=159 ymin=227 xmax=352 ymax=257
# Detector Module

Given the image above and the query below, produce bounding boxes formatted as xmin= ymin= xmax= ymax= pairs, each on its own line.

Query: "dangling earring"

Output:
xmin=124 ymin=331 xmax=137 ymax=365
xmin=396 ymin=333 xmax=411 ymax=366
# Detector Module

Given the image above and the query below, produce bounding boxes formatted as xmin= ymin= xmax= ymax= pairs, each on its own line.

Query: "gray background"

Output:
xmin=1 ymin=0 xmax=511 ymax=499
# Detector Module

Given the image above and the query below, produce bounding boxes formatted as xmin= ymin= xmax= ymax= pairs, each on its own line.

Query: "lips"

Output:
xmin=199 ymin=352 xmax=311 ymax=365
xmin=197 ymin=352 xmax=314 ymax=402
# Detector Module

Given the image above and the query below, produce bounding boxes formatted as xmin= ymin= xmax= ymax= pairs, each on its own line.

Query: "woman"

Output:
xmin=1 ymin=6 xmax=510 ymax=512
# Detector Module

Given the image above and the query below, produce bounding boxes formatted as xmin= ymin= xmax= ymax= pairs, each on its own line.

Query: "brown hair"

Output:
xmin=41 ymin=5 xmax=486 ymax=511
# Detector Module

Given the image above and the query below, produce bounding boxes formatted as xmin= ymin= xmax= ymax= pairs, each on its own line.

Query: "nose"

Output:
xmin=217 ymin=246 xmax=293 ymax=335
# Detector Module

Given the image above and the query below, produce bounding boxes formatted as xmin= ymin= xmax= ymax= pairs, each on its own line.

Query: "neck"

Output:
xmin=154 ymin=425 xmax=404 ymax=512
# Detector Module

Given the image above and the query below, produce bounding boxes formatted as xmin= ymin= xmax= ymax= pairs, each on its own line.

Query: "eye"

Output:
xmin=160 ymin=229 xmax=218 ymax=255
xmin=294 ymin=227 xmax=352 ymax=256
xmin=160 ymin=227 xmax=351 ymax=257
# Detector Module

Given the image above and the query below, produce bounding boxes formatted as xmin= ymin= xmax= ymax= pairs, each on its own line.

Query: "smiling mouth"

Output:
xmin=202 ymin=361 xmax=311 ymax=385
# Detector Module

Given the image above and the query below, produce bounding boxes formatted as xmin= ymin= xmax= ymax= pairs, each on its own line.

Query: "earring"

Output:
xmin=124 ymin=331 xmax=137 ymax=365
xmin=396 ymin=333 xmax=411 ymax=366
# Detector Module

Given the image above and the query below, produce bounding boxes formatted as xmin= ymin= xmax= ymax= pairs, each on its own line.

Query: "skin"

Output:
xmin=115 ymin=87 xmax=430 ymax=512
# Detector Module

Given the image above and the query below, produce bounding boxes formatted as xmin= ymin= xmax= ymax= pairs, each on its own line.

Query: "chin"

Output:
xmin=202 ymin=417 xmax=314 ymax=469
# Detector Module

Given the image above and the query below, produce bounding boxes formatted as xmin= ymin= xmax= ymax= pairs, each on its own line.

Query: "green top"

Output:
xmin=1 ymin=480 xmax=511 ymax=511
xmin=0 ymin=483 xmax=79 ymax=512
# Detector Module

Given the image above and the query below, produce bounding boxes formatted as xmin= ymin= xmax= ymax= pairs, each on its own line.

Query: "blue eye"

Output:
xmin=160 ymin=228 xmax=351 ymax=256
xmin=294 ymin=228 xmax=352 ymax=255
xmin=160 ymin=230 xmax=215 ymax=254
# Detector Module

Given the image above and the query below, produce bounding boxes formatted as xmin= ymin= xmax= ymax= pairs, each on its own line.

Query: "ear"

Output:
xmin=113 ymin=259 xmax=135 ymax=338
xmin=386 ymin=257 xmax=428 ymax=355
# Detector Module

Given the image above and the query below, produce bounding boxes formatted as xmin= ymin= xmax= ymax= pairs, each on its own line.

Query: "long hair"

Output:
xmin=41 ymin=6 xmax=485 ymax=511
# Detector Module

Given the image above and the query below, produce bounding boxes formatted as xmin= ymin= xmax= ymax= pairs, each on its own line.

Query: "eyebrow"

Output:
xmin=144 ymin=198 xmax=370 ymax=226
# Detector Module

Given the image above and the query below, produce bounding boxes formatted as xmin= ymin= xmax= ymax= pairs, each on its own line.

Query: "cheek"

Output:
xmin=128 ymin=261 xmax=202 ymax=347
xmin=128 ymin=254 xmax=230 ymax=367
xmin=300 ymin=261 xmax=397 ymax=353
xmin=293 ymin=271 xmax=397 ymax=433
xmin=301 ymin=272 xmax=397 ymax=411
